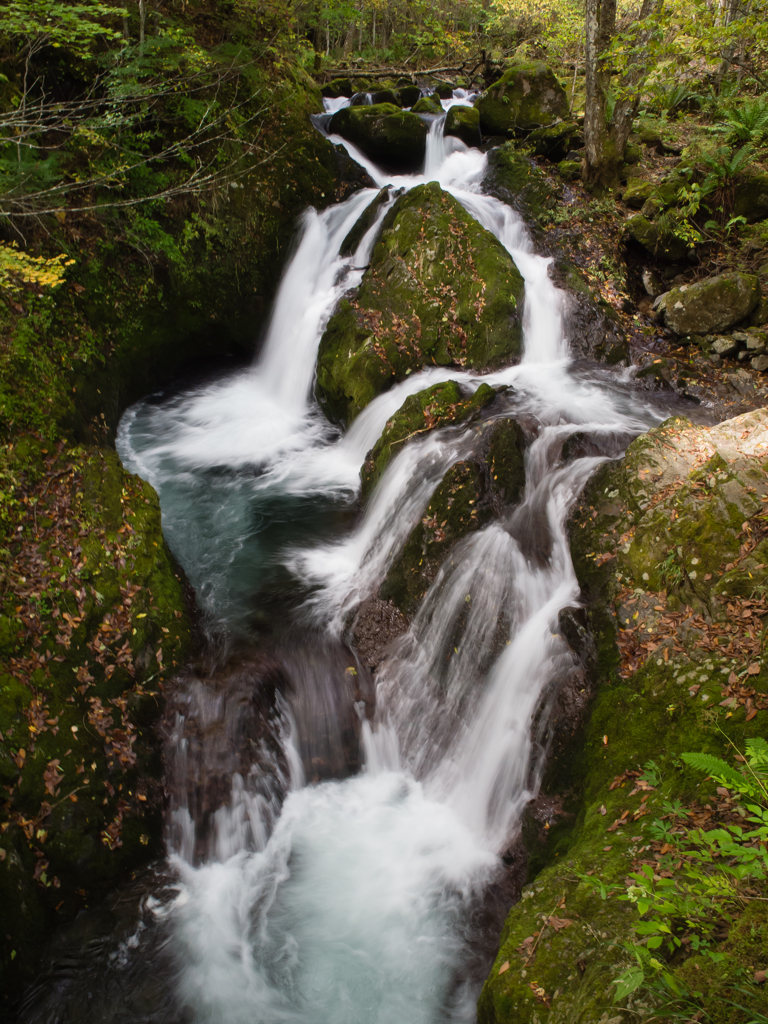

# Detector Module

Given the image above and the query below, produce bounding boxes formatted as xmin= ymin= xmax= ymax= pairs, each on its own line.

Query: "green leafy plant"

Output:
xmin=720 ymin=97 xmax=768 ymax=148
xmin=612 ymin=737 xmax=768 ymax=1009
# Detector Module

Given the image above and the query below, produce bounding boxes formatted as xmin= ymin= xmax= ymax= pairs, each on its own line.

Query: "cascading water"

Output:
xmin=22 ymin=94 xmax=690 ymax=1024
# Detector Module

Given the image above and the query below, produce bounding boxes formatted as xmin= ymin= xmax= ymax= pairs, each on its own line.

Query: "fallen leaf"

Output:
xmin=498 ymin=961 xmax=510 ymax=975
xmin=747 ymin=663 xmax=761 ymax=675
xmin=547 ymin=916 xmax=572 ymax=932
xmin=599 ymin=804 xmax=607 ymax=816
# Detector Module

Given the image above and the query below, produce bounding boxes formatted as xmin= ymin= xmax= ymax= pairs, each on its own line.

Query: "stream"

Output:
xmin=20 ymin=93 xmax=691 ymax=1024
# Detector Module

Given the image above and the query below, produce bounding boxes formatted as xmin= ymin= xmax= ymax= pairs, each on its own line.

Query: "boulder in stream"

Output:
xmin=411 ymin=94 xmax=444 ymax=115
xmin=328 ymin=103 xmax=428 ymax=173
xmin=315 ymin=181 xmax=525 ymax=423
xmin=477 ymin=61 xmax=569 ymax=136
xmin=663 ymin=272 xmax=761 ymax=335
xmin=361 ymin=380 xmax=497 ymax=497
xmin=380 ymin=417 xmax=526 ymax=615
xmin=444 ymin=105 xmax=481 ymax=148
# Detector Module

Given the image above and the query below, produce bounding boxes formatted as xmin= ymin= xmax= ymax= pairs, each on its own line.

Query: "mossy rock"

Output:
xmin=412 ymin=94 xmax=443 ymax=115
xmin=372 ymin=88 xmax=399 ymax=106
xmin=623 ymin=212 xmax=689 ymax=263
xmin=432 ymin=82 xmax=455 ymax=100
xmin=663 ymin=272 xmax=761 ymax=336
xmin=622 ymin=178 xmax=656 ymax=209
xmin=328 ymin=103 xmax=428 ymax=173
xmin=380 ymin=417 xmax=526 ymax=615
xmin=557 ymin=159 xmax=581 ymax=181
xmin=477 ymin=61 xmax=569 ymax=137
xmin=321 ymin=77 xmax=353 ymax=98
xmin=527 ymin=120 xmax=579 ymax=161
xmin=398 ymin=85 xmax=421 ymax=107
xmin=445 ymin=105 xmax=481 ymax=148
xmin=315 ymin=181 xmax=525 ymax=424
xmin=361 ymin=381 xmax=497 ymax=497
xmin=483 ymin=143 xmax=557 ymax=225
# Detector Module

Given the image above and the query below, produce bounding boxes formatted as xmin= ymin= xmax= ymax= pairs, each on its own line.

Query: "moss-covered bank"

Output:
xmin=479 ymin=409 xmax=768 ymax=1024
xmin=0 ymin=42 xmax=342 ymax=1015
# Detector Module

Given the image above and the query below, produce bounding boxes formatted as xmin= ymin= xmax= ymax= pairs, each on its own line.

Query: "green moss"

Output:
xmin=361 ymin=381 xmax=497 ymax=497
xmin=477 ymin=62 xmax=569 ymax=137
xmin=483 ymin=143 xmax=557 ymax=224
xmin=315 ymin=182 xmax=525 ymax=423
xmin=412 ymin=94 xmax=443 ymax=115
xmin=328 ymin=103 xmax=428 ymax=172
xmin=380 ymin=416 xmax=525 ymax=615
xmin=444 ymin=105 xmax=481 ymax=148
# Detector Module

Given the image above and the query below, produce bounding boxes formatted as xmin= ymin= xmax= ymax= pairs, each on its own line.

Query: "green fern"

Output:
xmin=680 ymin=751 xmax=744 ymax=787
xmin=721 ymin=97 xmax=768 ymax=147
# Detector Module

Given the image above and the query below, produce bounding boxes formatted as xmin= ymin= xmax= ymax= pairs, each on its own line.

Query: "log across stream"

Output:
xmin=19 ymin=92 xmax=692 ymax=1024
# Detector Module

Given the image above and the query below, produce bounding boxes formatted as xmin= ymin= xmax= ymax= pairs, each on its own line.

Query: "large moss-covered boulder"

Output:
xmin=380 ymin=417 xmax=526 ymax=614
xmin=482 ymin=143 xmax=556 ymax=224
xmin=445 ymin=105 xmax=481 ymax=148
xmin=328 ymin=103 xmax=428 ymax=173
xmin=663 ymin=272 xmax=761 ymax=335
xmin=477 ymin=62 xmax=569 ymax=137
xmin=361 ymin=381 xmax=497 ymax=497
xmin=315 ymin=182 xmax=525 ymax=423
xmin=622 ymin=177 xmax=655 ymax=209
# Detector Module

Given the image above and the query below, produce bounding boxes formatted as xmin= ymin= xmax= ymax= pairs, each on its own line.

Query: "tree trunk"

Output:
xmin=138 ymin=0 xmax=145 ymax=47
xmin=583 ymin=0 xmax=617 ymax=189
xmin=609 ymin=0 xmax=660 ymax=161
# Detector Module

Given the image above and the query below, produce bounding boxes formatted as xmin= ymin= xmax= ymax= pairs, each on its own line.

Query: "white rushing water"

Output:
xmin=115 ymin=95 xmax=673 ymax=1023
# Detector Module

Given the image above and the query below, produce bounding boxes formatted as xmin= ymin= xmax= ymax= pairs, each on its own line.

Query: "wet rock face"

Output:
xmin=328 ymin=103 xmax=428 ymax=173
xmin=477 ymin=62 xmax=569 ymax=137
xmin=663 ymin=272 xmax=761 ymax=335
xmin=315 ymin=181 xmax=525 ymax=424
xmin=380 ymin=417 xmax=526 ymax=616
xmin=445 ymin=105 xmax=481 ymax=148
xmin=361 ymin=381 xmax=497 ymax=497
xmin=482 ymin=143 xmax=555 ymax=225
xmin=411 ymin=94 xmax=443 ymax=115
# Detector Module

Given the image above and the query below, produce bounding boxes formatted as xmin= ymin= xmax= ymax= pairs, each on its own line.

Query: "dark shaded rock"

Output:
xmin=398 ymin=85 xmax=421 ymax=107
xmin=477 ymin=61 xmax=569 ymax=136
xmin=546 ymin=259 xmax=629 ymax=364
xmin=316 ymin=182 xmax=525 ymax=423
xmin=329 ymin=103 xmax=428 ymax=173
xmin=527 ymin=120 xmax=579 ymax=161
xmin=322 ymin=77 xmax=353 ymax=98
xmin=339 ymin=187 xmax=391 ymax=257
xmin=733 ymin=174 xmax=768 ymax=224
xmin=445 ymin=105 xmax=481 ymax=148
xmin=663 ymin=272 xmax=761 ymax=335
xmin=372 ymin=88 xmax=399 ymax=105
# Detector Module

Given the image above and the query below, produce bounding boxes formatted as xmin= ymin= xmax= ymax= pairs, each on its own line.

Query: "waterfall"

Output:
xmin=84 ymin=99 xmax=679 ymax=1024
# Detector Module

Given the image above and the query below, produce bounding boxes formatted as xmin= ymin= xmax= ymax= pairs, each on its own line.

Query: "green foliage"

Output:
xmin=0 ymin=0 xmax=125 ymax=57
xmin=612 ymin=738 xmax=768 ymax=1013
xmin=720 ymin=97 xmax=768 ymax=148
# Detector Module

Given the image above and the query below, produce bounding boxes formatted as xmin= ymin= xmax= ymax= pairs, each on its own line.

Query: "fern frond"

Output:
xmin=680 ymin=752 xmax=744 ymax=787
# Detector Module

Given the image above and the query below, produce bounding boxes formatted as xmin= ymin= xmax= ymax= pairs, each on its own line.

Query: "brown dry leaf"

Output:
xmin=498 ymin=961 xmax=510 ymax=975
xmin=747 ymin=663 xmax=761 ymax=675
xmin=547 ymin=916 xmax=573 ymax=932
